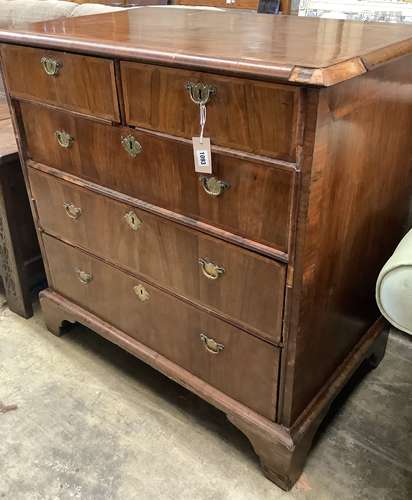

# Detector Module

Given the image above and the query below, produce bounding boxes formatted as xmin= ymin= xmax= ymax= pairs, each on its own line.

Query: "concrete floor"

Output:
xmin=0 ymin=298 xmax=411 ymax=500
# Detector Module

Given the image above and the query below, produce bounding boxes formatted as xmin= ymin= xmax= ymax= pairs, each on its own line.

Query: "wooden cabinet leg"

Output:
xmin=227 ymin=320 xmax=390 ymax=490
xmin=39 ymin=289 xmax=76 ymax=337
xmin=227 ymin=414 xmax=316 ymax=491
xmin=259 ymin=433 xmax=315 ymax=491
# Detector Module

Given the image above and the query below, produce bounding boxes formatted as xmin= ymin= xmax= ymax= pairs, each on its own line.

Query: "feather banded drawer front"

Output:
xmin=1 ymin=45 xmax=120 ymax=121
xmin=28 ymin=167 xmax=286 ymax=342
xmin=20 ymin=101 xmax=295 ymax=254
xmin=1 ymin=8 xmax=411 ymax=490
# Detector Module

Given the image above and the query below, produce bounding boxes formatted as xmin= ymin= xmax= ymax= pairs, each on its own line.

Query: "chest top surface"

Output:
xmin=0 ymin=8 xmax=412 ymax=85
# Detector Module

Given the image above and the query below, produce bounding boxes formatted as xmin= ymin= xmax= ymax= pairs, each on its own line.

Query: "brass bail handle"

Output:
xmin=76 ymin=269 xmax=93 ymax=285
xmin=200 ymin=333 xmax=224 ymax=354
xmin=55 ymin=130 xmax=74 ymax=149
xmin=198 ymin=258 xmax=225 ymax=280
xmin=64 ymin=202 xmax=82 ymax=220
xmin=40 ymin=56 xmax=62 ymax=76
xmin=199 ymin=176 xmax=230 ymax=197
xmin=185 ymin=82 xmax=216 ymax=106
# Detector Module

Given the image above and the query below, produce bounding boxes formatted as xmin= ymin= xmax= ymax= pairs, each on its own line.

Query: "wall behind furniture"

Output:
xmin=298 ymin=0 xmax=412 ymax=22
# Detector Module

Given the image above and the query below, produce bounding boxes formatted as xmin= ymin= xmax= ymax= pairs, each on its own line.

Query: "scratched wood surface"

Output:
xmin=21 ymin=100 xmax=296 ymax=254
xmin=29 ymin=166 xmax=286 ymax=343
xmin=1 ymin=45 xmax=120 ymax=121
xmin=0 ymin=8 xmax=411 ymax=83
xmin=1 ymin=9 xmax=411 ymax=491
xmin=43 ymin=233 xmax=280 ymax=420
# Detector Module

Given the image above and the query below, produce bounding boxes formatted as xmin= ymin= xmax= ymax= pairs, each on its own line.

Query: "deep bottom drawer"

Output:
xmin=43 ymin=235 xmax=280 ymax=419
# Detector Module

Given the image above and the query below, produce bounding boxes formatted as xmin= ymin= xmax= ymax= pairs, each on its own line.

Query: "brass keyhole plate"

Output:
xmin=124 ymin=211 xmax=142 ymax=231
xmin=121 ymin=135 xmax=142 ymax=158
xmin=133 ymin=284 xmax=150 ymax=302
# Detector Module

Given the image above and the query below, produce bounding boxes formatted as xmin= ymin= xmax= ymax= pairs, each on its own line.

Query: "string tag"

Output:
xmin=193 ymin=137 xmax=212 ymax=173
xmin=193 ymin=103 xmax=212 ymax=174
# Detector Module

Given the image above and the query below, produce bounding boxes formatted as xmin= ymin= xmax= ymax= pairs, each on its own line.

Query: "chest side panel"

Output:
xmin=280 ymin=56 xmax=412 ymax=426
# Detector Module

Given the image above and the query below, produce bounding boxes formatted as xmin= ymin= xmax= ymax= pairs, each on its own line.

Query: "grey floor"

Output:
xmin=0 ymin=297 xmax=411 ymax=500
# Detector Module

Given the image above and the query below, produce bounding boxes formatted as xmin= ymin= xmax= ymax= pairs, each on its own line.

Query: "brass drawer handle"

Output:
xmin=121 ymin=135 xmax=142 ymax=158
xmin=133 ymin=284 xmax=150 ymax=302
xmin=76 ymin=269 xmax=92 ymax=285
xmin=185 ymin=82 xmax=216 ymax=106
xmin=200 ymin=333 xmax=224 ymax=354
xmin=64 ymin=202 xmax=82 ymax=220
xmin=55 ymin=130 xmax=73 ymax=149
xmin=40 ymin=56 xmax=62 ymax=76
xmin=124 ymin=211 xmax=142 ymax=231
xmin=198 ymin=258 xmax=225 ymax=280
xmin=199 ymin=176 xmax=230 ymax=197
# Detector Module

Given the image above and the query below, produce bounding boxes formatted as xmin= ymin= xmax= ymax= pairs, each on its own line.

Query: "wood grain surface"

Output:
xmin=29 ymin=167 xmax=286 ymax=342
xmin=280 ymin=55 xmax=412 ymax=426
xmin=0 ymin=98 xmax=44 ymax=318
xmin=1 ymin=45 xmax=120 ymax=121
xmin=0 ymin=115 xmax=16 ymax=159
xmin=21 ymin=101 xmax=295 ymax=253
xmin=43 ymin=234 xmax=280 ymax=420
xmin=121 ymin=62 xmax=299 ymax=160
xmin=1 ymin=9 xmax=411 ymax=84
xmin=2 ymin=10 xmax=411 ymax=489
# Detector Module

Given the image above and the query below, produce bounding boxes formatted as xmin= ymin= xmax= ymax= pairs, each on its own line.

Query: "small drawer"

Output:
xmin=22 ymin=101 xmax=294 ymax=253
xmin=43 ymin=234 xmax=280 ymax=419
xmin=121 ymin=62 xmax=300 ymax=161
xmin=29 ymin=168 xmax=286 ymax=342
xmin=1 ymin=45 xmax=120 ymax=121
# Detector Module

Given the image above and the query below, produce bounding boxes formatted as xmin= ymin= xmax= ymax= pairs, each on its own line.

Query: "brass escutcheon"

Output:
xmin=76 ymin=269 xmax=93 ymax=285
xmin=55 ymin=130 xmax=73 ymax=149
xmin=185 ymin=82 xmax=216 ymax=106
xmin=198 ymin=258 xmax=225 ymax=280
xmin=40 ymin=56 xmax=62 ymax=76
xmin=133 ymin=284 xmax=150 ymax=302
xmin=124 ymin=211 xmax=142 ymax=231
xmin=199 ymin=176 xmax=230 ymax=197
xmin=64 ymin=202 xmax=82 ymax=220
xmin=200 ymin=333 xmax=224 ymax=354
xmin=121 ymin=135 xmax=142 ymax=158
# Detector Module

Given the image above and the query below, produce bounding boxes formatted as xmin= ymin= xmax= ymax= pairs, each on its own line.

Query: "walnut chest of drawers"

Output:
xmin=1 ymin=8 xmax=411 ymax=490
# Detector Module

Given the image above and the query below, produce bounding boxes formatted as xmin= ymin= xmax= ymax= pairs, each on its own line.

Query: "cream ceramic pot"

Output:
xmin=376 ymin=229 xmax=412 ymax=335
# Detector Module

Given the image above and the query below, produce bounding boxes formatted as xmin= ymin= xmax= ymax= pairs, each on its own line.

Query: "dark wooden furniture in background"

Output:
xmin=1 ymin=9 xmax=411 ymax=489
xmin=174 ymin=0 xmax=290 ymax=12
xmin=71 ymin=0 xmax=289 ymax=12
xmin=0 ymin=100 xmax=44 ymax=317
